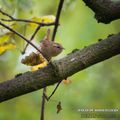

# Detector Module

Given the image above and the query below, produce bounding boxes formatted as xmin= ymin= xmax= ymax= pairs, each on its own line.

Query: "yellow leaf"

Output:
xmin=31 ymin=60 xmax=48 ymax=71
xmin=0 ymin=21 xmax=17 ymax=30
xmin=10 ymin=22 xmax=19 ymax=30
xmin=29 ymin=15 xmax=56 ymax=27
xmin=0 ymin=43 xmax=16 ymax=54
xmin=0 ymin=22 xmax=17 ymax=44
xmin=0 ymin=33 xmax=13 ymax=44
xmin=21 ymin=52 xmax=47 ymax=66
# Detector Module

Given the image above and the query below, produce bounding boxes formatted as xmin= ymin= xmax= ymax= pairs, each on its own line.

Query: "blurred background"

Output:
xmin=0 ymin=0 xmax=120 ymax=120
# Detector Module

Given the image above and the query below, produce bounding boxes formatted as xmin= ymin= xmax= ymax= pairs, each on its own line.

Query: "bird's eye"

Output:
xmin=53 ymin=45 xmax=60 ymax=48
xmin=56 ymin=46 xmax=60 ymax=48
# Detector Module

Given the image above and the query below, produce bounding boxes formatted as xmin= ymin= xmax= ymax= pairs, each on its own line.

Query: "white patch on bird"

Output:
xmin=70 ymin=58 xmax=75 ymax=61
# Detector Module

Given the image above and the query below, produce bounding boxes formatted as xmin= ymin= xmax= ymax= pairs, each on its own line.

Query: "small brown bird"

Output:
xmin=40 ymin=29 xmax=64 ymax=61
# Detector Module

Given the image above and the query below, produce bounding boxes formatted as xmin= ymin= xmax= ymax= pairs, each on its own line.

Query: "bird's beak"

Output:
xmin=61 ymin=46 xmax=65 ymax=50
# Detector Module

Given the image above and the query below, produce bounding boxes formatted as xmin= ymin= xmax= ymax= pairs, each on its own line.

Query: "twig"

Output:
xmin=47 ymin=80 xmax=62 ymax=100
xmin=0 ymin=9 xmax=13 ymax=19
xmin=52 ymin=0 xmax=64 ymax=41
xmin=42 ymin=80 xmax=62 ymax=101
xmin=40 ymin=87 xmax=46 ymax=120
xmin=2 ymin=18 xmax=55 ymax=26
xmin=0 ymin=21 xmax=43 ymax=55
xmin=22 ymin=25 xmax=41 ymax=54
xmin=0 ymin=9 xmax=55 ymax=26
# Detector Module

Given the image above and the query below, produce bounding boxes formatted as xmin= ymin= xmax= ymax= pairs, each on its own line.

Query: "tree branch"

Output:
xmin=0 ymin=33 xmax=120 ymax=103
xmin=0 ymin=9 xmax=55 ymax=26
xmin=22 ymin=25 xmax=41 ymax=54
xmin=52 ymin=0 xmax=64 ymax=41
xmin=83 ymin=0 xmax=120 ymax=23
xmin=40 ymin=88 xmax=46 ymax=120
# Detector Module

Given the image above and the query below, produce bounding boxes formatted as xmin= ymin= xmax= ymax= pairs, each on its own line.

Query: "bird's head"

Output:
xmin=51 ymin=42 xmax=64 ymax=56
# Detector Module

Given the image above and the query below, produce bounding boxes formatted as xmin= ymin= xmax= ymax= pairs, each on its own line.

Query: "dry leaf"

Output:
xmin=57 ymin=101 xmax=62 ymax=114
xmin=21 ymin=52 xmax=48 ymax=71
xmin=62 ymin=79 xmax=71 ymax=85
xmin=21 ymin=52 xmax=46 ymax=66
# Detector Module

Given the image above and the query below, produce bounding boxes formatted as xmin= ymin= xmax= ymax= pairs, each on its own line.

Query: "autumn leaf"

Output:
xmin=31 ymin=61 xmax=48 ymax=71
xmin=0 ymin=22 xmax=17 ymax=55
xmin=62 ymin=79 xmax=71 ymax=85
xmin=57 ymin=101 xmax=62 ymax=114
xmin=29 ymin=15 xmax=56 ymax=27
xmin=21 ymin=52 xmax=48 ymax=71
xmin=21 ymin=52 xmax=46 ymax=66
xmin=0 ymin=25 xmax=14 ymax=43
xmin=0 ymin=43 xmax=16 ymax=54
xmin=0 ymin=33 xmax=13 ymax=44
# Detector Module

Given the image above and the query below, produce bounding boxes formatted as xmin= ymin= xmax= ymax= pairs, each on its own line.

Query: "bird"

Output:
xmin=21 ymin=29 xmax=64 ymax=67
xmin=40 ymin=29 xmax=64 ymax=61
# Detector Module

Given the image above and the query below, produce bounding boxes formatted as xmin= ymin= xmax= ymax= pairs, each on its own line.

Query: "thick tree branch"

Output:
xmin=83 ymin=0 xmax=120 ymax=23
xmin=0 ymin=33 xmax=120 ymax=103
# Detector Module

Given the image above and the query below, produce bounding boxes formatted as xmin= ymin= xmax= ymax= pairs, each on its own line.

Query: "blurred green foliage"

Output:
xmin=0 ymin=0 xmax=120 ymax=120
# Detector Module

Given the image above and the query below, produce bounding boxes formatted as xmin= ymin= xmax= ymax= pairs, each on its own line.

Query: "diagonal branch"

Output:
xmin=0 ymin=21 xmax=43 ymax=54
xmin=22 ymin=25 xmax=41 ymax=54
xmin=0 ymin=33 xmax=120 ymax=103
xmin=83 ymin=0 xmax=120 ymax=23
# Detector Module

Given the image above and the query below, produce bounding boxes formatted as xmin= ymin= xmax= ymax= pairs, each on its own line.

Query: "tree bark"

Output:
xmin=83 ymin=0 xmax=120 ymax=23
xmin=0 ymin=33 xmax=120 ymax=103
